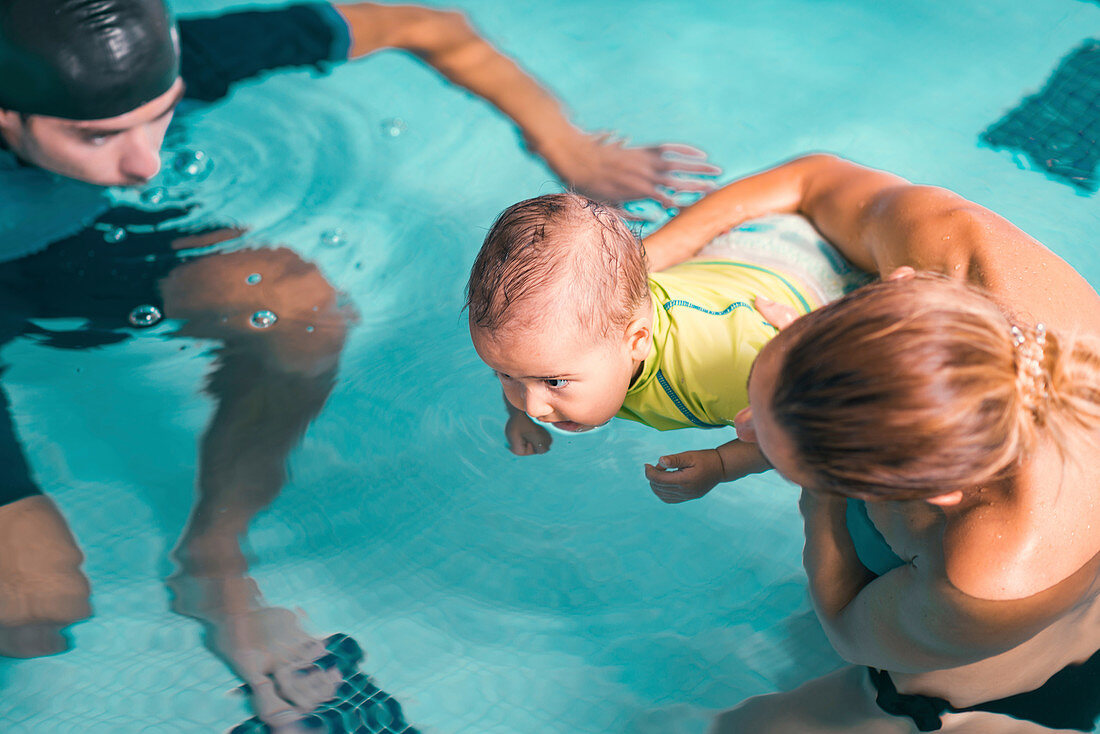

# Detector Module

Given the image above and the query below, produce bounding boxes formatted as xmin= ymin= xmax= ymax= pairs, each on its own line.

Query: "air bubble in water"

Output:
xmin=246 ymin=273 xmax=262 ymax=285
xmin=104 ymin=227 xmax=127 ymax=243
xmin=174 ymin=149 xmax=208 ymax=178
xmin=320 ymin=228 xmax=347 ymax=248
xmin=250 ymin=310 xmax=277 ymax=329
xmin=141 ymin=187 xmax=167 ymax=205
xmin=381 ymin=118 xmax=407 ymax=137
xmin=128 ymin=304 xmax=162 ymax=327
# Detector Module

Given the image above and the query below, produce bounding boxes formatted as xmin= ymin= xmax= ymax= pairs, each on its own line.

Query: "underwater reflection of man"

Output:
xmin=0 ymin=0 xmax=717 ymax=724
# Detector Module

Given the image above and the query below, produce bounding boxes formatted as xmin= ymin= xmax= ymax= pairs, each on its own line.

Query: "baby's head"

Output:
xmin=466 ymin=193 xmax=653 ymax=432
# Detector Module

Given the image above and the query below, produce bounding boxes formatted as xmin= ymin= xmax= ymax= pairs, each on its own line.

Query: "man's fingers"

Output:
xmin=658 ymin=176 xmax=716 ymax=193
xmin=648 ymin=190 xmax=678 ymax=210
xmin=656 ymin=143 xmax=709 ymax=159
xmin=616 ymin=205 xmax=652 ymax=223
xmin=273 ymin=664 xmax=339 ymax=713
xmin=659 ymin=158 xmax=723 ymax=176
xmin=250 ymin=678 xmax=305 ymax=728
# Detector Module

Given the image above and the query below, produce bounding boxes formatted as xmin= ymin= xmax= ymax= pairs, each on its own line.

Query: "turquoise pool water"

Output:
xmin=2 ymin=1 xmax=1099 ymax=732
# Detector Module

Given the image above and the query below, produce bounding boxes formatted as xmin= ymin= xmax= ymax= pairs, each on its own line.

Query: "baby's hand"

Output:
xmin=505 ymin=412 xmax=552 ymax=456
xmin=644 ymin=450 xmax=724 ymax=504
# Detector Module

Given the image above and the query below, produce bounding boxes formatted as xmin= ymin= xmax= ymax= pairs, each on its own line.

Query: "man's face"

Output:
xmin=0 ymin=78 xmax=184 ymax=187
xmin=470 ymin=311 xmax=652 ymax=434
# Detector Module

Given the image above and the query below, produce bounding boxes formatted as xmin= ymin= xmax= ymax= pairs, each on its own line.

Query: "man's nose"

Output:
xmin=118 ymin=128 xmax=162 ymax=183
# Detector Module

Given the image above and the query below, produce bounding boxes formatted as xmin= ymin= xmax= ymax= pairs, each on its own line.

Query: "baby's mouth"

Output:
xmin=551 ymin=420 xmax=593 ymax=432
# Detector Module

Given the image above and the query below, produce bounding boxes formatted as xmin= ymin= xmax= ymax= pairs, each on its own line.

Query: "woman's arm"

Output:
xmin=335 ymin=3 xmax=720 ymax=207
xmin=646 ymin=153 xmax=1100 ymax=332
xmin=799 ymin=490 xmax=1098 ymax=672
xmin=641 ymin=155 xmax=846 ymax=271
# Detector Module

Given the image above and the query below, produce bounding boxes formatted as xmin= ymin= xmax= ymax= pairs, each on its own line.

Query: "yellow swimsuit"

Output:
xmin=617 ymin=259 xmax=818 ymax=430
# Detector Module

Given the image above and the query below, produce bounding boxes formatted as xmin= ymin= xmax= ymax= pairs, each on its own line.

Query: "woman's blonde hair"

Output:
xmin=773 ymin=272 xmax=1100 ymax=500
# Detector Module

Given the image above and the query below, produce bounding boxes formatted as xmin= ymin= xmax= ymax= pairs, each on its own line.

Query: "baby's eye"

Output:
xmin=544 ymin=378 xmax=569 ymax=389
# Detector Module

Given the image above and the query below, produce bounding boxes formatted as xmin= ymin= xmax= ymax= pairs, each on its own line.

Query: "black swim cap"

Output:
xmin=0 ymin=0 xmax=179 ymax=120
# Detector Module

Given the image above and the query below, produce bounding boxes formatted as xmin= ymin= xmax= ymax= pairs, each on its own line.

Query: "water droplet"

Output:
xmin=128 ymin=304 xmax=162 ymax=327
xmin=174 ymin=149 xmax=209 ymax=178
xmin=104 ymin=227 xmax=127 ymax=243
xmin=250 ymin=310 xmax=278 ymax=329
xmin=141 ymin=187 xmax=167 ymax=205
xmin=246 ymin=273 xmax=262 ymax=285
xmin=319 ymin=228 xmax=347 ymax=248
xmin=381 ymin=118 xmax=407 ymax=137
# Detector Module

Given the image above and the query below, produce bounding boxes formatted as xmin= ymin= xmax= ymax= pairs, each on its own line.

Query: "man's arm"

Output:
xmin=334 ymin=3 xmax=720 ymax=207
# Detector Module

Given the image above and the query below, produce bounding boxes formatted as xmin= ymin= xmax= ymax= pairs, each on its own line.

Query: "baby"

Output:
xmin=465 ymin=192 xmax=856 ymax=502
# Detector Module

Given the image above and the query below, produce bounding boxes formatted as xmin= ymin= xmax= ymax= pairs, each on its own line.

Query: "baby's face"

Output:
xmin=471 ymin=319 xmax=646 ymax=433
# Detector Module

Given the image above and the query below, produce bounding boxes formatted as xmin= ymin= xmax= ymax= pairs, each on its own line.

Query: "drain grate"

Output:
xmin=982 ymin=39 xmax=1100 ymax=192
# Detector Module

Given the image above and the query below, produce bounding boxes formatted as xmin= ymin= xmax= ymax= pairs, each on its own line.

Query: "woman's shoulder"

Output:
xmin=943 ymin=453 xmax=1100 ymax=602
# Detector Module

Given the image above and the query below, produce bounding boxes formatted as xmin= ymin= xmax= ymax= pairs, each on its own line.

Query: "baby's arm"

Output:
xmin=645 ymin=439 xmax=771 ymax=503
xmin=501 ymin=394 xmax=552 ymax=456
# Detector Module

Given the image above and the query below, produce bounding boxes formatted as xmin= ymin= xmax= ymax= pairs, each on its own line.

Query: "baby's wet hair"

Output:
xmin=465 ymin=193 xmax=649 ymax=339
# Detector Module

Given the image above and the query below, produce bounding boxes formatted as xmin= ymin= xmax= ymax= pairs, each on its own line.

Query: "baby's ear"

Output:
xmin=624 ymin=317 xmax=652 ymax=360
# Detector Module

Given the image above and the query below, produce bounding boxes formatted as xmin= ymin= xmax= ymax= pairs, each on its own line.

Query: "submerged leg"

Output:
xmin=159 ymin=247 xmax=352 ymax=724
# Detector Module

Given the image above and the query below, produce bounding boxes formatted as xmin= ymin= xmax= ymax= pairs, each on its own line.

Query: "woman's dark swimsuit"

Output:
xmin=0 ymin=3 xmax=350 ymax=507
xmin=869 ymin=646 xmax=1100 ymax=732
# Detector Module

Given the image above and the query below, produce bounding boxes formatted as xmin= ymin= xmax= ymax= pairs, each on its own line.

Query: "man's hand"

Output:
xmin=540 ymin=134 xmax=721 ymax=211
xmin=506 ymin=411 xmax=553 ymax=455
xmin=644 ymin=449 xmax=724 ymax=503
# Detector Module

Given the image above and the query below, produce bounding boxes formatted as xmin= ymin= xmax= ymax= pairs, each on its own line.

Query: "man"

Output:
xmin=0 ymin=0 xmax=718 ymax=726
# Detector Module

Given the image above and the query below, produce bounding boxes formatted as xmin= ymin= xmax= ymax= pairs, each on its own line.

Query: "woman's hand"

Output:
xmin=755 ymin=295 xmax=802 ymax=330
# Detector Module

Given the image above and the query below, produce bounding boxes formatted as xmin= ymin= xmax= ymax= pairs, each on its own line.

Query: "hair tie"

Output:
xmin=1012 ymin=323 xmax=1048 ymax=413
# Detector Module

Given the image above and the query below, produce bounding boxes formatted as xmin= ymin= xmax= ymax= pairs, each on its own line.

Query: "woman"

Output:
xmin=645 ymin=154 xmax=1100 ymax=732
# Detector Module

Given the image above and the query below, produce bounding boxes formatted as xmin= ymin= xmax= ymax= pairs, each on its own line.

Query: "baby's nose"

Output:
xmin=524 ymin=390 xmax=553 ymax=418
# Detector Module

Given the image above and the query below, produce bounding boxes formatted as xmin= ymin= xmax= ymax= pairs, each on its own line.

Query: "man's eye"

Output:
xmin=544 ymin=378 xmax=569 ymax=388
xmin=85 ymin=134 xmax=110 ymax=146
